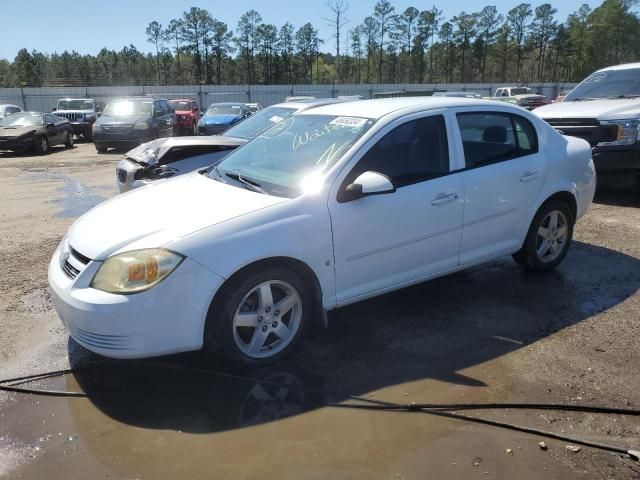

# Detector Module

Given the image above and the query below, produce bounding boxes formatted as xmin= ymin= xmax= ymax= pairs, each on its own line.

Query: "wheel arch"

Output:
xmin=519 ymin=189 xmax=578 ymax=248
xmin=206 ymin=256 xmax=327 ymax=333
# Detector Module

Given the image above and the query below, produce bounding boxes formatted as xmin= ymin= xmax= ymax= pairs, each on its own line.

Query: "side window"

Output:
xmin=164 ymin=100 xmax=174 ymax=113
xmin=154 ymin=101 xmax=164 ymax=115
xmin=347 ymin=115 xmax=450 ymax=189
xmin=456 ymin=112 xmax=537 ymax=168
xmin=7 ymin=106 xmax=20 ymax=114
xmin=512 ymin=115 xmax=538 ymax=153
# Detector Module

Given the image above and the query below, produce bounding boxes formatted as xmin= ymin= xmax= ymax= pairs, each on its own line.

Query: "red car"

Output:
xmin=169 ymin=99 xmax=200 ymax=136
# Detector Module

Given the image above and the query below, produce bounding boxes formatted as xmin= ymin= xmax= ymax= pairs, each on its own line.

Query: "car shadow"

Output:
xmin=68 ymin=240 xmax=640 ymax=434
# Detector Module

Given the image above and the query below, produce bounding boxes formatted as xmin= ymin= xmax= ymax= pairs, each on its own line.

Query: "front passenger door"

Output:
xmin=329 ymin=113 xmax=465 ymax=304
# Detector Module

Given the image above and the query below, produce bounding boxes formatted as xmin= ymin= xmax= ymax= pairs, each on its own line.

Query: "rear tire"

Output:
xmin=192 ymin=122 xmax=198 ymax=136
xmin=84 ymin=126 xmax=93 ymax=142
xmin=513 ymin=200 xmax=575 ymax=272
xmin=204 ymin=266 xmax=312 ymax=369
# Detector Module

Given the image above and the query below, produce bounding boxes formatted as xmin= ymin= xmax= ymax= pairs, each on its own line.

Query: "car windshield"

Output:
xmin=565 ymin=68 xmax=640 ymax=101
xmin=510 ymin=88 xmax=530 ymax=95
xmin=0 ymin=113 xmax=42 ymax=127
xmin=207 ymin=105 xmax=242 ymax=115
xmin=170 ymin=100 xmax=192 ymax=110
xmin=210 ymin=114 xmax=374 ymax=197
xmin=224 ymin=106 xmax=297 ymax=139
xmin=102 ymin=99 xmax=153 ymax=117
xmin=57 ymin=99 xmax=94 ymax=110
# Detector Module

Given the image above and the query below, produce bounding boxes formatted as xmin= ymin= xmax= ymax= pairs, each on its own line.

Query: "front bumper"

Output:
xmin=198 ymin=124 xmax=229 ymax=136
xmin=70 ymin=122 xmax=92 ymax=135
xmin=0 ymin=136 xmax=33 ymax=152
xmin=592 ymin=144 xmax=640 ymax=174
xmin=93 ymin=130 xmax=155 ymax=150
xmin=48 ymin=240 xmax=225 ymax=359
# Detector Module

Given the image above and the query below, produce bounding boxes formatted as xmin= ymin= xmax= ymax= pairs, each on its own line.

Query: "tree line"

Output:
xmin=1 ymin=0 xmax=638 ymax=88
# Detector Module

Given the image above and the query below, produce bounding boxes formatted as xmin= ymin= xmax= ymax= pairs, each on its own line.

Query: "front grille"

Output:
xmin=62 ymin=259 xmax=80 ymax=279
xmin=70 ymin=246 xmax=91 ymax=265
xmin=55 ymin=112 xmax=86 ymax=122
xmin=544 ymin=118 xmax=619 ymax=146
xmin=70 ymin=327 xmax=134 ymax=351
xmin=102 ymin=124 xmax=133 ymax=134
xmin=117 ymin=168 xmax=128 ymax=184
xmin=61 ymin=245 xmax=92 ymax=280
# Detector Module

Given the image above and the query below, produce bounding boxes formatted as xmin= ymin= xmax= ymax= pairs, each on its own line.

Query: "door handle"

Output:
xmin=520 ymin=170 xmax=539 ymax=182
xmin=431 ymin=192 xmax=458 ymax=205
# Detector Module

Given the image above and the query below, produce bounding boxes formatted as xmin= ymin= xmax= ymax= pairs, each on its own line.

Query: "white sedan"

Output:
xmin=48 ymin=98 xmax=596 ymax=368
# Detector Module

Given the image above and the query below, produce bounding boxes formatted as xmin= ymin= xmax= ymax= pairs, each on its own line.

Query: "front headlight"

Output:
xmin=91 ymin=249 xmax=184 ymax=294
xmin=599 ymin=119 xmax=640 ymax=146
xmin=92 ymin=123 xmax=102 ymax=132
xmin=134 ymin=122 xmax=150 ymax=130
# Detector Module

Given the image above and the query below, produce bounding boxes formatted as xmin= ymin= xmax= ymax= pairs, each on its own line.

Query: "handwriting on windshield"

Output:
xmin=292 ymin=124 xmax=334 ymax=151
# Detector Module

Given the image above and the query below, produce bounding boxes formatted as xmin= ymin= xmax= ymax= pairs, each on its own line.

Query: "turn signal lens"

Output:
xmin=91 ymin=249 xmax=184 ymax=294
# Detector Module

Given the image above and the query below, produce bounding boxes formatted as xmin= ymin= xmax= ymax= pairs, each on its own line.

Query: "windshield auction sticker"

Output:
xmin=330 ymin=117 xmax=368 ymax=128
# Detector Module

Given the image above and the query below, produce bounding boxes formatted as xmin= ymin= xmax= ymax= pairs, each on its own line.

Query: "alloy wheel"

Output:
xmin=232 ymin=280 xmax=302 ymax=359
xmin=536 ymin=210 xmax=569 ymax=263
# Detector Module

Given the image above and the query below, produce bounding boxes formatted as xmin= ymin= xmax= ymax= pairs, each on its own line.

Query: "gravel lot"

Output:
xmin=0 ymin=143 xmax=639 ymax=479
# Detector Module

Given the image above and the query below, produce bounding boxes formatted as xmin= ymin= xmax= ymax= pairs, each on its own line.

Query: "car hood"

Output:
xmin=201 ymin=114 xmax=241 ymax=125
xmin=67 ymin=173 xmax=287 ymax=261
xmin=97 ymin=115 xmax=150 ymax=125
xmin=534 ymin=99 xmax=640 ymax=120
xmin=55 ymin=109 xmax=94 ymax=114
xmin=0 ymin=125 xmax=38 ymax=137
xmin=125 ymin=137 xmax=247 ymax=166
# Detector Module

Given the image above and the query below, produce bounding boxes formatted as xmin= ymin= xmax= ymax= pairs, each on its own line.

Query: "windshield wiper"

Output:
xmin=572 ymin=97 xmax=600 ymax=102
xmin=607 ymin=94 xmax=640 ymax=100
xmin=225 ymin=172 xmax=268 ymax=194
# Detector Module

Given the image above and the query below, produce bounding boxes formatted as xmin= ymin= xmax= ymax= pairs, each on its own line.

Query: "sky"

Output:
xmin=1 ymin=0 xmax=605 ymax=61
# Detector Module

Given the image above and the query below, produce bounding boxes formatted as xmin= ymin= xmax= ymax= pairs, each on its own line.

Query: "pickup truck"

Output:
xmin=492 ymin=87 xmax=551 ymax=110
xmin=534 ymin=63 xmax=640 ymax=185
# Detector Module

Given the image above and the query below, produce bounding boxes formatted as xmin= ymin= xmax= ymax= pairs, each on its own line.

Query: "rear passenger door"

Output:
xmin=454 ymin=110 xmax=547 ymax=265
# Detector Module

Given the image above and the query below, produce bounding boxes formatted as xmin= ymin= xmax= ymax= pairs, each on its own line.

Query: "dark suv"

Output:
xmin=93 ymin=97 xmax=177 ymax=153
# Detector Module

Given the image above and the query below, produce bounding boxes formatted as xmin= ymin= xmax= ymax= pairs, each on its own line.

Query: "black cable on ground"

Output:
xmin=0 ymin=366 xmax=638 ymax=462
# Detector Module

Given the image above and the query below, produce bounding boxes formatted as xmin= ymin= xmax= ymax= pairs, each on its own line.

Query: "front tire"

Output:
xmin=33 ymin=135 xmax=49 ymax=155
xmin=204 ymin=266 xmax=311 ymax=369
xmin=513 ymin=200 xmax=575 ymax=272
xmin=65 ymin=131 xmax=74 ymax=148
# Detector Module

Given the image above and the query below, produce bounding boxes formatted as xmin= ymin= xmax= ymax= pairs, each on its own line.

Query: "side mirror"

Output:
xmin=52 ymin=107 xmax=57 ymax=112
xmin=199 ymin=111 xmax=204 ymax=117
xmin=342 ymin=171 xmax=395 ymax=202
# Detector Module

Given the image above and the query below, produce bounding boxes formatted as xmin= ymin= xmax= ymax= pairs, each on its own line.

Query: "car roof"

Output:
xmin=268 ymin=98 xmax=357 ymax=111
xmin=208 ymin=102 xmax=245 ymax=107
xmin=297 ymin=97 xmax=508 ymax=119
xmin=597 ymin=62 xmax=640 ymax=72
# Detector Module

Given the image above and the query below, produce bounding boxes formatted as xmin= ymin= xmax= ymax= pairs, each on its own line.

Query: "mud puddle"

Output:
xmin=19 ymin=169 xmax=108 ymax=218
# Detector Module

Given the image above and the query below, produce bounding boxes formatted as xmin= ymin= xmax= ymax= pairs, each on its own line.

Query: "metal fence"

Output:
xmin=0 ymin=83 xmax=577 ymax=112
